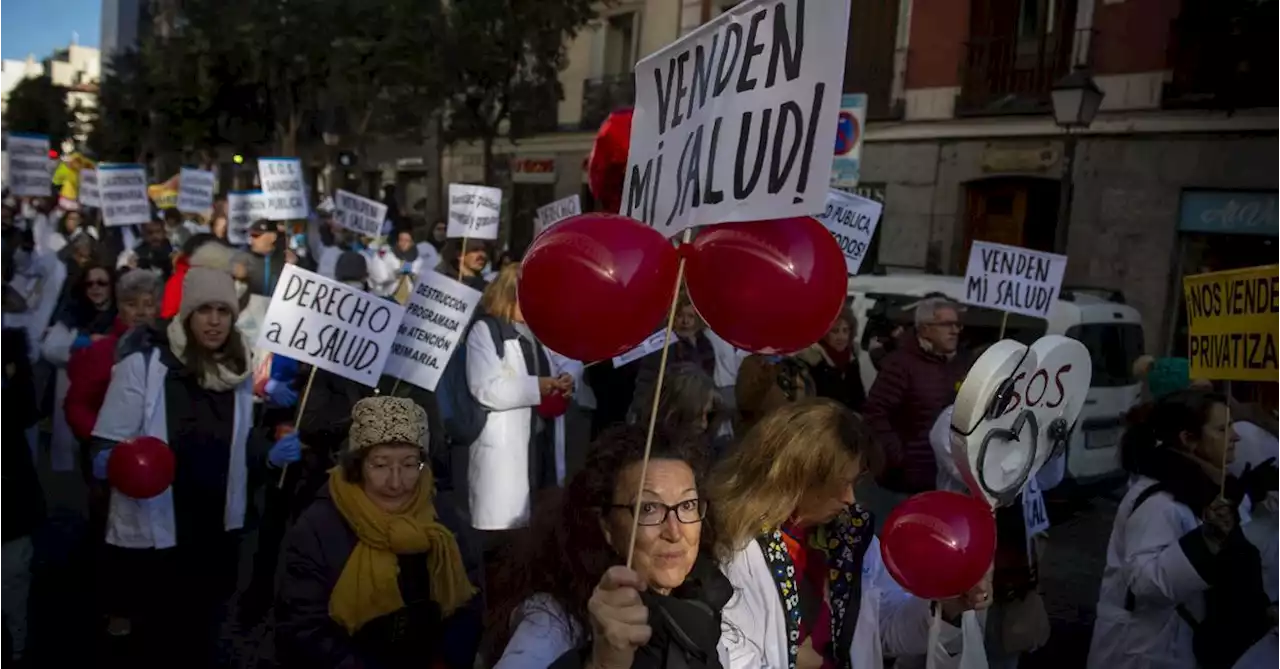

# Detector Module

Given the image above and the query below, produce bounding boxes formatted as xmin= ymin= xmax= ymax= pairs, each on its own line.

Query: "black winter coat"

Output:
xmin=275 ymin=488 xmax=484 ymax=669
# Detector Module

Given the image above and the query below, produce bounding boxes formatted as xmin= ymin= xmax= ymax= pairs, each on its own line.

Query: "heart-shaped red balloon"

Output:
xmin=684 ymin=217 xmax=847 ymax=354
xmin=880 ymin=491 xmax=997 ymax=600
xmin=108 ymin=436 xmax=176 ymax=500
xmin=520 ymin=213 xmax=679 ymax=362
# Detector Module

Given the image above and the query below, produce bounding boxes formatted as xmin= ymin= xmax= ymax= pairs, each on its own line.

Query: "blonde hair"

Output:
xmin=709 ymin=398 xmax=878 ymax=558
xmin=480 ymin=264 xmax=520 ymax=323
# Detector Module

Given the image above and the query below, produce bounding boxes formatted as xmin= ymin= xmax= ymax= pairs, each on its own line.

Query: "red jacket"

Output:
xmin=160 ymin=254 xmax=191 ymax=320
xmin=64 ymin=318 xmax=132 ymax=442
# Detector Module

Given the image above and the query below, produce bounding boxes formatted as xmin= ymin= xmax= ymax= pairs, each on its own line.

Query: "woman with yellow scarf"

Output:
xmin=275 ymin=396 xmax=482 ymax=669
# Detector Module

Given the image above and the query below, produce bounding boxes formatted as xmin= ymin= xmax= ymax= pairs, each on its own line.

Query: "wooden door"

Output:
xmin=960 ymin=181 xmax=1029 ymax=271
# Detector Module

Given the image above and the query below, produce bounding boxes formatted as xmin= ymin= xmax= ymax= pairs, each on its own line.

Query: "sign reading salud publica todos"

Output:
xmin=382 ymin=271 xmax=482 ymax=392
xmin=99 ymin=164 xmax=152 ymax=227
xmin=1182 ymin=264 xmax=1278 ymax=382
xmin=256 ymin=264 xmax=405 ymax=386
xmin=963 ymin=241 xmax=1068 ymax=320
xmin=622 ymin=0 xmax=851 ymax=237
xmin=258 ymin=157 xmax=308 ymax=220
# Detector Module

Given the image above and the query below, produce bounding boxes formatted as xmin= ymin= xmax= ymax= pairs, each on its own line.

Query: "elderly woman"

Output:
xmin=711 ymin=399 xmax=991 ymax=669
xmin=90 ymin=266 xmax=259 ymax=666
xmin=275 ymin=396 xmax=482 ymax=669
xmin=797 ymin=307 xmax=866 ymax=412
xmin=489 ymin=425 xmax=756 ymax=668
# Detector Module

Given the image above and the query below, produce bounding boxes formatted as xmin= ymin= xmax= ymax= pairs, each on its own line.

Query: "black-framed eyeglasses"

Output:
xmin=608 ymin=499 xmax=707 ymax=526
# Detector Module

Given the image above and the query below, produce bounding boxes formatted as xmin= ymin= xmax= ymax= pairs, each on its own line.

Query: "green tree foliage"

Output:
xmin=5 ymin=75 xmax=73 ymax=148
xmin=440 ymin=0 xmax=600 ymax=185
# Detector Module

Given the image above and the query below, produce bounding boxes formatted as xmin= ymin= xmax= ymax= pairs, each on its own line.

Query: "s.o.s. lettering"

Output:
xmin=1001 ymin=364 xmax=1073 ymax=417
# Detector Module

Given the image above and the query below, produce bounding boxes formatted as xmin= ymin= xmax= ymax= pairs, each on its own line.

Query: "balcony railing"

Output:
xmin=1162 ymin=0 xmax=1277 ymax=110
xmin=955 ymin=29 xmax=1080 ymax=116
xmin=580 ymin=74 xmax=635 ymax=131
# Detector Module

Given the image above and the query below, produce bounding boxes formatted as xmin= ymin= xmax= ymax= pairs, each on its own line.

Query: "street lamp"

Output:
xmin=322 ymin=106 xmax=346 ymax=195
xmin=1050 ymin=67 xmax=1104 ymax=255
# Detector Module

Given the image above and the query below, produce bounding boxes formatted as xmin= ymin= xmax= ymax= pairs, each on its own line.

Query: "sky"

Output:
xmin=2 ymin=0 xmax=101 ymax=61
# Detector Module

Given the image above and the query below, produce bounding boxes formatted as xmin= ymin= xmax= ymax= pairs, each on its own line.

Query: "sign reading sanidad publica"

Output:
xmin=963 ymin=241 xmax=1067 ymax=319
xmin=1182 ymin=264 xmax=1279 ymax=382
xmin=621 ymin=0 xmax=851 ymax=238
xmin=255 ymin=264 xmax=405 ymax=387
xmin=258 ymin=157 xmax=308 ymax=220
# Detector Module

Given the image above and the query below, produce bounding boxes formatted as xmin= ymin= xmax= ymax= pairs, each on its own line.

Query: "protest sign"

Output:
xmin=382 ymin=272 xmax=482 ymax=392
xmin=79 ymin=168 xmax=101 ymax=208
xmin=6 ymin=133 xmax=52 ymax=197
xmin=621 ymin=0 xmax=850 ymax=237
xmin=99 ymin=164 xmax=152 ymax=227
xmin=613 ymin=330 xmax=676 ymax=368
xmin=256 ymin=265 xmax=405 ymax=386
xmin=815 ymin=189 xmax=881 ymax=275
xmin=447 ymin=183 xmax=502 ymax=240
xmin=1182 ymin=264 xmax=1278 ymax=382
xmin=227 ymin=190 xmax=268 ymax=245
xmin=258 ymin=157 xmax=308 ymax=220
xmin=831 ymin=93 xmax=866 ymax=188
xmin=962 ymin=241 xmax=1067 ymax=319
xmin=535 ymin=194 xmax=582 ymax=235
xmin=334 ymin=189 xmax=388 ymax=238
xmin=178 ymin=167 xmax=216 ymax=214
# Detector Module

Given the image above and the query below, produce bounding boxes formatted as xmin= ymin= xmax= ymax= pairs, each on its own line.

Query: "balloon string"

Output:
xmin=625 ymin=229 xmax=692 ymax=569
xmin=278 ymin=365 xmax=319 ymax=489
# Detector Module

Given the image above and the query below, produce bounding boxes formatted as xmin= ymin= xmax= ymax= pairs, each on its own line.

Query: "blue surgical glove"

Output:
xmin=72 ymin=333 xmax=93 ymax=351
xmin=268 ymin=432 xmax=302 ymax=469
xmin=400 ymin=262 xmax=413 ymax=275
xmin=265 ymin=378 xmax=299 ymax=408
xmin=92 ymin=448 xmax=112 ymax=481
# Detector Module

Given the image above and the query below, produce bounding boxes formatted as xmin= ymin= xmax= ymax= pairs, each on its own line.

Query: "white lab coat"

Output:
xmin=466 ymin=319 xmax=567 ymax=531
xmin=366 ymin=246 xmax=426 ymax=297
xmin=8 ymin=250 xmax=66 ymax=362
xmin=40 ymin=322 xmax=87 ymax=472
xmin=720 ymin=537 xmax=982 ymax=669
xmin=1087 ymin=477 xmax=1207 ymax=669
xmin=91 ymin=347 xmax=254 ymax=549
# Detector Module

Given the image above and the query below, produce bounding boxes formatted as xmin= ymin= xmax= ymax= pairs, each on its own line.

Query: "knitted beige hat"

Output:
xmin=348 ymin=396 xmax=428 ymax=452
xmin=180 ymin=267 xmax=239 ymax=323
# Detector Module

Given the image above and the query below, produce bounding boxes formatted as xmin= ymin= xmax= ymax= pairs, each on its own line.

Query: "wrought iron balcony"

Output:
xmin=580 ymin=74 xmax=635 ymax=131
xmin=956 ymin=29 xmax=1079 ymax=116
xmin=1162 ymin=0 xmax=1276 ymax=110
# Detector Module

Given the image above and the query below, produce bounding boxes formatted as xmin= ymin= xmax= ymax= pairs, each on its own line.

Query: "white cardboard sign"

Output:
xmin=79 ymin=168 xmax=101 ymax=208
xmin=334 ymin=189 xmax=388 ymax=238
xmin=447 ymin=183 xmax=502 ymax=240
xmin=621 ymin=0 xmax=850 ymax=237
xmin=98 ymin=164 xmax=152 ymax=227
xmin=255 ymin=264 xmax=404 ymax=387
xmin=227 ymin=190 xmax=268 ymax=246
xmin=962 ymin=241 xmax=1068 ymax=319
xmin=178 ymin=167 xmax=216 ymax=214
xmin=382 ymin=271 xmax=482 ymax=392
xmin=258 ymin=157 xmax=308 ymax=220
xmin=535 ymin=194 xmax=582 ymax=235
xmin=6 ymin=133 xmax=52 ymax=197
xmin=815 ymin=189 xmax=882 ymax=275
xmin=612 ymin=330 xmax=675 ymax=368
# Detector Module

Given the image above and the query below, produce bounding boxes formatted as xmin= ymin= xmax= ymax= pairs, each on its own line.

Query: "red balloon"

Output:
xmin=879 ymin=491 xmax=997 ymax=600
xmin=684 ymin=217 xmax=847 ymax=354
xmin=587 ymin=108 xmax=633 ymax=214
xmin=520 ymin=213 xmax=679 ymax=362
xmin=107 ymin=436 xmax=176 ymax=500
xmin=536 ymin=392 xmax=569 ymax=420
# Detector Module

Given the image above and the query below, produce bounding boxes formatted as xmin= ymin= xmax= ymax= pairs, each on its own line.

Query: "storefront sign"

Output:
xmin=511 ymin=156 xmax=556 ymax=184
xmin=1182 ymin=264 xmax=1279 ymax=382
xmin=1179 ymin=190 xmax=1278 ymax=236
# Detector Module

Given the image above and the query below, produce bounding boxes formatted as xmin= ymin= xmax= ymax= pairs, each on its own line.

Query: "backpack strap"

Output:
xmin=473 ymin=314 xmax=508 ymax=361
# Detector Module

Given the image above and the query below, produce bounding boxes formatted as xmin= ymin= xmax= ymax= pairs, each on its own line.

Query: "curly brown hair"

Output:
xmin=484 ymin=424 xmax=716 ymax=663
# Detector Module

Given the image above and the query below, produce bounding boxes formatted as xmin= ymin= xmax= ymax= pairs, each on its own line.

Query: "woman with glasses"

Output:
xmin=276 ymin=396 xmax=483 ymax=669
xmin=712 ymin=399 xmax=991 ymax=668
xmin=41 ymin=262 xmax=117 ymax=472
xmin=488 ymin=425 xmax=757 ymax=668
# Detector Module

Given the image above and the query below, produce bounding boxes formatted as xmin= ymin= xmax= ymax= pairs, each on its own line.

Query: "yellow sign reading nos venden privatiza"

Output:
xmin=1182 ymin=265 xmax=1278 ymax=382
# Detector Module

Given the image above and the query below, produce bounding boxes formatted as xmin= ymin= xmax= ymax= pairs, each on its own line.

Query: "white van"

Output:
xmin=847 ymin=274 xmax=1144 ymax=486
